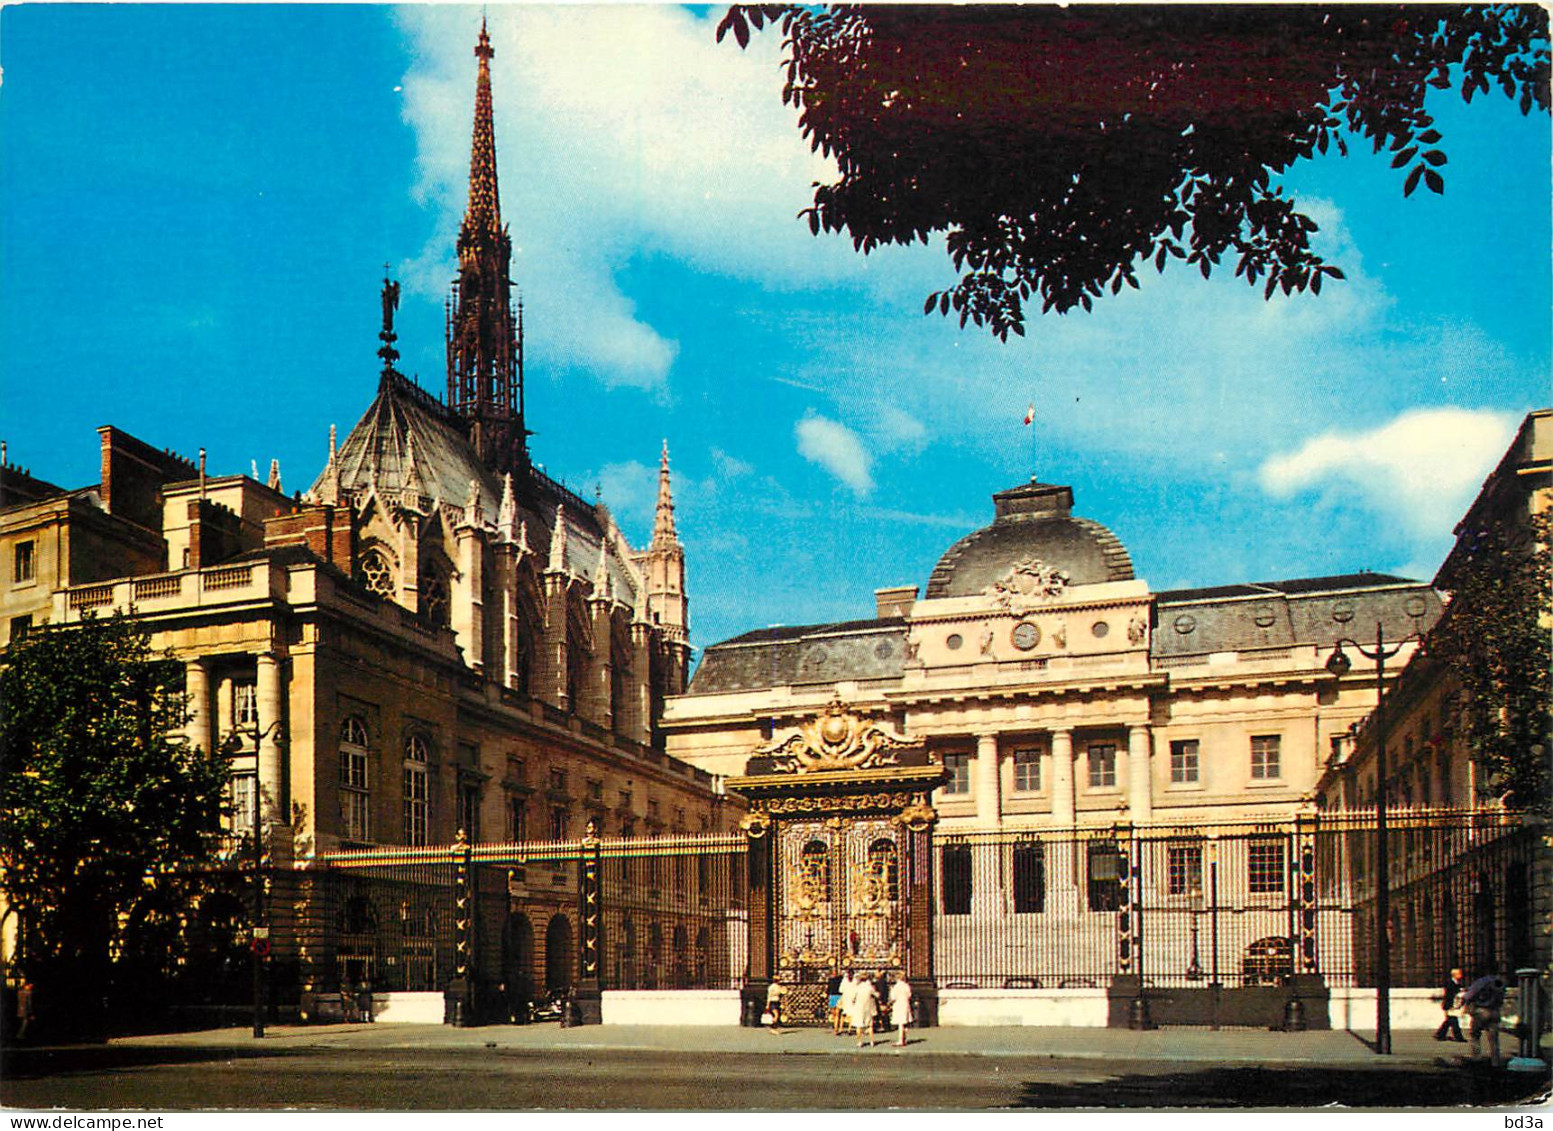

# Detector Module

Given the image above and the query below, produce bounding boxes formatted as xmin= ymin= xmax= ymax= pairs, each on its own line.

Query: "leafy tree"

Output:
xmin=718 ymin=4 xmax=1550 ymax=338
xmin=1430 ymin=512 xmax=1552 ymax=813
xmin=0 ymin=615 xmax=230 ymax=1036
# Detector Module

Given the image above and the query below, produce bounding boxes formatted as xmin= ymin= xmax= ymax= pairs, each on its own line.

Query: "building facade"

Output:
xmin=1314 ymin=409 xmax=1551 ymax=989
xmin=0 ymin=22 xmax=731 ymax=1015
xmin=665 ymin=477 xmax=1444 ymax=1002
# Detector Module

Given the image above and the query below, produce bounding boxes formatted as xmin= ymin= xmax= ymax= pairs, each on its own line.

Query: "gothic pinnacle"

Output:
xmin=652 ymin=439 xmax=678 ymax=547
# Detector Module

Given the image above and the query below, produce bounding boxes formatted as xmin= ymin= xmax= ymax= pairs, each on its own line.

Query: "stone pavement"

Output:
xmin=99 ymin=1019 xmax=1500 ymax=1065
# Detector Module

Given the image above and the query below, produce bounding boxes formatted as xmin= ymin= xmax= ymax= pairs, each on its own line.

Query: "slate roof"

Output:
xmin=310 ymin=373 xmax=642 ymax=601
xmin=1153 ymin=573 xmax=1440 ymax=657
xmin=925 ymin=480 xmax=1133 ymax=597
xmin=686 ymin=573 xmax=1442 ymax=694
xmin=688 ymin=618 xmax=908 ymax=695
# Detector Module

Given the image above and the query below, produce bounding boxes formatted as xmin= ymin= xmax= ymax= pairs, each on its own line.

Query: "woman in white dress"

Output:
xmin=888 ymin=976 xmax=913 ymax=1047
xmin=849 ymin=973 xmax=881 ymax=1047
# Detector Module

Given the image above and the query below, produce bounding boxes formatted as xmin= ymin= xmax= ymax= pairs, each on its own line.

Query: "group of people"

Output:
xmin=826 ymin=968 xmax=913 ymax=1047
xmin=1436 ymin=966 xmax=1510 ymax=1066
xmin=763 ymin=969 xmax=914 ymax=1047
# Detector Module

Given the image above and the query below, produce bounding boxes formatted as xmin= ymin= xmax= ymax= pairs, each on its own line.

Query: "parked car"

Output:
xmin=1242 ymin=936 xmax=1293 ymax=986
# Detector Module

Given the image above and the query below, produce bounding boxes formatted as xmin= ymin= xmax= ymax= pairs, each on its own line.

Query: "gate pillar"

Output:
xmin=904 ymin=819 xmax=940 ymax=1028
xmin=573 ymin=818 xmax=604 ymax=1025
xmin=739 ymin=811 xmax=774 ymax=1026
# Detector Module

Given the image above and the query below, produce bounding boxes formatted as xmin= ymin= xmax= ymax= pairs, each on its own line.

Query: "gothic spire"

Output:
xmin=446 ymin=16 xmax=527 ymax=476
xmin=466 ymin=18 xmax=500 ymax=232
xmin=651 ymin=439 xmax=678 ymax=547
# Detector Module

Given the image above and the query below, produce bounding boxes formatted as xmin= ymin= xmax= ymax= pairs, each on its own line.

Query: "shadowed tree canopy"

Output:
xmin=1430 ymin=513 xmax=1551 ymax=814
xmin=717 ymin=4 xmax=1550 ymax=338
xmin=0 ymin=615 xmax=229 ymax=1034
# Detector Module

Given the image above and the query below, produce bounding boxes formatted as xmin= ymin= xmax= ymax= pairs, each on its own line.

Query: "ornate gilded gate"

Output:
xmin=775 ymin=814 xmax=909 ymax=1022
xmin=728 ymin=699 xmax=947 ymax=1027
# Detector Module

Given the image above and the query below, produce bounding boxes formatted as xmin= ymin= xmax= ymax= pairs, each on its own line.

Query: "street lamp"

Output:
xmin=1325 ymin=621 xmax=1418 ymax=1056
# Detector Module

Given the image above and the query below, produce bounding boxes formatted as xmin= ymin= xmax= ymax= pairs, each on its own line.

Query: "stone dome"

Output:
xmin=925 ymin=480 xmax=1134 ymax=598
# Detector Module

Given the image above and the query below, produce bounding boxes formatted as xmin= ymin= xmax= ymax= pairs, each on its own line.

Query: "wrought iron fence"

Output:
xmin=930 ymin=809 xmax=1537 ymax=990
xmin=114 ymin=810 xmax=1538 ymax=1025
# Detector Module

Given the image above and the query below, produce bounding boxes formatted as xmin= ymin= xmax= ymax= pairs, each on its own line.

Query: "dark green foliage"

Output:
xmin=718 ymin=4 xmax=1550 ymax=338
xmin=1431 ymin=513 xmax=1552 ymax=813
xmin=0 ymin=615 xmax=231 ymax=1035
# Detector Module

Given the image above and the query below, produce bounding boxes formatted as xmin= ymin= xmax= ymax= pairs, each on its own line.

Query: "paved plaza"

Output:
xmin=3 ymin=1023 xmax=1548 ymax=1111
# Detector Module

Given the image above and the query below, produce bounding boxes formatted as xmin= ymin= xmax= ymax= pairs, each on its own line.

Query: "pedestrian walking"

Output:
xmin=837 ymin=968 xmax=857 ymax=1036
xmin=849 ymin=972 xmax=880 ymax=1047
xmin=1460 ymin=971 xmax=1507 ymax=1067
xmin=15 ymin=979 xmax=34 ymax=1041
xmin=826 ymin=968 xmax=844 ymax=1035
xmin=1434 ymin=966 xmax=1466 ymax=1042
xmin=765 ymin=978 xmax=787 ymax=1032
xmin=888 ymin=975 xmax=913 ymax=1047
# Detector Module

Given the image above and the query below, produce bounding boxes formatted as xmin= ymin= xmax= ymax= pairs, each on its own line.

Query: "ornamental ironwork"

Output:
xmin=757 ymin=699 xmax=910 ymax=773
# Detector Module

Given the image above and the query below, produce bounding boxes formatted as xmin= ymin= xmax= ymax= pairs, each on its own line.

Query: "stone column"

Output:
xmin=1048 ymin=728 xmax=1081 ymax=923
xmin=1128 ymin=724 xmax=1153 ymax=823
xmin=256 ymin=652 xmax=284 ymax=824
xmin=975 ymin=732 xmax=1001 ymax=826
xmin=185 ymin=658 xmax=212 ymax=757
xmin=1051 ymin=728 xmax=1076 ymax=828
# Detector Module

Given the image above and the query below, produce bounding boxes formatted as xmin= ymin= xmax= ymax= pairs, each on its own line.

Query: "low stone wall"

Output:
xmin=938 ymin=988 xmax=1111 ymax=1027
xmin=601 ymin=989 xmax=743 ymax=1026
xmin=1326 ymin=987 xmax=1445 ymax=1031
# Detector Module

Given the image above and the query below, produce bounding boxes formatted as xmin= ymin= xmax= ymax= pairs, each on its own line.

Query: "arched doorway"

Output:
xmin=544 ymin=914 xmax=574 ymax=995
xmin=502 ymin=912 xmax=535 ymax=1022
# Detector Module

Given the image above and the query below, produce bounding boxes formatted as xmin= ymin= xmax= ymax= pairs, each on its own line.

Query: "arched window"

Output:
xmin=339 ymin=717 xmax=370 ymax=841
xmin=419 ymin=565 xmax=450 ymax=627
xmin=868 ymin=838 xmax=900 ymax=903
xmin=403 ymin=733 xmax=430 ymax=846
xmin=357 ymin=548 xmax=395 ymax=598
xmin=565 ymin=615 xmax=589 ymax=714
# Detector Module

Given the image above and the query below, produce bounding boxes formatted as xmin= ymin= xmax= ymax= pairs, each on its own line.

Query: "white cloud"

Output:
xmin=595 ymin=460 xmax=658 ymax=529
xmin=709 ymin=447 xmax=754 ymax=479
xmin=796 ymin=414 xmax=874 ymax=497
xmin=1258 ymin=407 xmax=1517 ymax=539
xmin=393 ymin=5 xmax=855 ymax=392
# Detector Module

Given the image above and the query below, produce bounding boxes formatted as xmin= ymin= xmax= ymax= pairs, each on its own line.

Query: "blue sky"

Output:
xmin=2 ymin=5 xmax=1548 ymax=654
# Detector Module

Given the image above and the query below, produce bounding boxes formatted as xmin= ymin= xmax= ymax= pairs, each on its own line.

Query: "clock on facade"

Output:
xmin=1011 ymin=621 xmax=1041 ymax=651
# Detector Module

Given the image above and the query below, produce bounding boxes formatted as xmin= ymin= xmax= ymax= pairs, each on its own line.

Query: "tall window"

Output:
xmin=1012 ymin=840 xmax=1045 ymax=913
xmin=233 ymin=681 xmax=258 ymax=729
xmin=1248 ymin=838 xmax=1286 ymax=895
xmin=1251 ymin=735 xmax=1281 ymax=780
xmin=1170 ymin=739 xmax=1199 ymax=784
xmin=1087 ymin=744 xmax=1117 ymax=789
xmin=942 ymin=753 xmax=971 ymax=795
xmin=13 ymin=540 xmax=35 ymax=583
xmin=941 ymin=842 xmax=972 ymax=915
xmin=339 ymin=717 xmax=370 ymax=841
xmin=508 ymin=796 xmax=528 ymax=842
xmin=1166 ymin=841 xmax=1204 ymax=898
xmin=459 ymin=781 xmax=481 ymax=841
xmin=550 ymin=806 xmax=568 ymax=840
xmin=231 ymin=772 xmax=256 ymax=837
xmin=1087 ymin=841 xmax=1123 ymax=911
xmin=1012 ymin=747 xmax=1042 ymax=792
xmin=403 ymin=734 xmax=429 ymax=846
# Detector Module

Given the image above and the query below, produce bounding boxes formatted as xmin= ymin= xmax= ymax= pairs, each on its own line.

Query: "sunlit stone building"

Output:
xmin=0 ymin=22 xmax=730 ymax=1016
